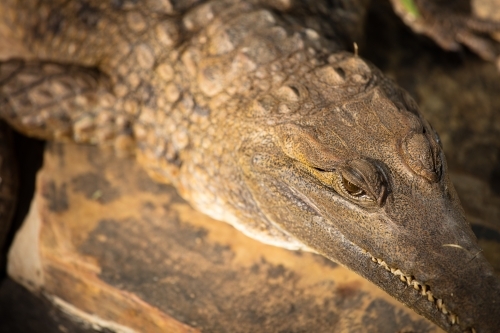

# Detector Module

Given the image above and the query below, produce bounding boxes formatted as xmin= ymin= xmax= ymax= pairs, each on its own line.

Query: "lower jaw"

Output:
xmin=359 ymin=247 xmax=478 ymax=333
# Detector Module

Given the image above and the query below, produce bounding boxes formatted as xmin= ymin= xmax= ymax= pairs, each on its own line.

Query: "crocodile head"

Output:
xmin=238 ymin=54 xmax=500 ymax=332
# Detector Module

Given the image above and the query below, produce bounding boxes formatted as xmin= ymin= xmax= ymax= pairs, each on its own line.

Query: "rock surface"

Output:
xmin=8 ymin=142 xmax=440 ymax=333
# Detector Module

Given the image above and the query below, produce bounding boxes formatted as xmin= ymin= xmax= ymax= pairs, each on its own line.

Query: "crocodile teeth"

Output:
xmin=366 ymin=251 xmax=466 ymax=328
xmin=436 ymin=298 xmax=443 ymax=309
xmin=421 ymin=284 xmax=428 ymax=295
xmin=412 ymin=280 xmax=421 ymax=290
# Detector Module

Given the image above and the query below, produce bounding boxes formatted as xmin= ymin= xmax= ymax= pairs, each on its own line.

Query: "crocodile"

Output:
xmin=0 ymin=0 xmax=499 ymax=332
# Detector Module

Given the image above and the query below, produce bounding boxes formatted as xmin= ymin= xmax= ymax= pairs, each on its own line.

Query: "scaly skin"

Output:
xmin=0 ymin=0 xmax=499 ymax=332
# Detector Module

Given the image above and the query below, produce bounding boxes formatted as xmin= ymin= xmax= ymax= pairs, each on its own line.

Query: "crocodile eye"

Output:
xmin=341 ymin=177 xmax=366 ymax=197
xmin=339 ymin=174 xmax=374 ymax=202
xmin=335 ymin=159 xmax=389 ymax=207
xmin=308 ymin=159 xmax=387 ymax=207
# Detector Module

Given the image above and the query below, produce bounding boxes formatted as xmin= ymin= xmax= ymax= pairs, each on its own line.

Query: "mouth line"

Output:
xmin=365 ymin=250 xmax=477 ymax=333
xmin=288 ymin=184 xmax=323 ymax=216
xmin=284 ymin=183 xmax=477 ymax=332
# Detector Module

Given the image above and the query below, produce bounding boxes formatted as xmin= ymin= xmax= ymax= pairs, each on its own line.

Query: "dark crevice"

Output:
xmin=472 ymin=225 xmax=500 ymax=244
xmin=0 ymin=132 xmax=44 ymax=280
xmin=0 ymin=278 xmax=113 ymax=333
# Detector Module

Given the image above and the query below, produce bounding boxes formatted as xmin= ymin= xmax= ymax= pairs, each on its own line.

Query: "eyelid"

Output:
xmin=339 ymin=168 xmax=369 ymax=194
xmin=339 ymin=160 xmax=389 ymax=206
xmin=307 ymin=159 xmax=388 ymax=207
xmin=338 ymin=173 xmax=375 ymax=201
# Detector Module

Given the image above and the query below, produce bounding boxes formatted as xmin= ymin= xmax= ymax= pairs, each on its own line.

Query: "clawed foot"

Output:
xmin=390 ymin=0 xmax=500 ymax=68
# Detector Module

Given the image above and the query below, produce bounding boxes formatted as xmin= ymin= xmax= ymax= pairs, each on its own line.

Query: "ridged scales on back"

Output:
xmin=0 ymin=0 xmax=372 ymax=246
xmin=1 ymin=0 xmax=500 ymax=332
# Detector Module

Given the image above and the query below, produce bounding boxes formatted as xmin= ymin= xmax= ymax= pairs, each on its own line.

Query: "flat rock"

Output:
xmin=7 ymin=142 xmax=440 ymax=333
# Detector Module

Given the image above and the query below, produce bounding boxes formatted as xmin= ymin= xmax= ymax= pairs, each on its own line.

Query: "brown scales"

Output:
xmin=0 ymin=0 xmax=500 ymax=332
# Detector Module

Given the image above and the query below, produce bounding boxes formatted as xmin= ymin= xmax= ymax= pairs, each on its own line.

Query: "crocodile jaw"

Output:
xmin=228 ymin=69 xmax=500 ymax=331
xmin=241 ymin=148 xmax=500 ymax=332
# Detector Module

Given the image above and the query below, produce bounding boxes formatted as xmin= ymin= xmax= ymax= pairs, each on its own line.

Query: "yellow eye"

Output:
xmin=341 ymin=177 xmax=366 ymax=197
